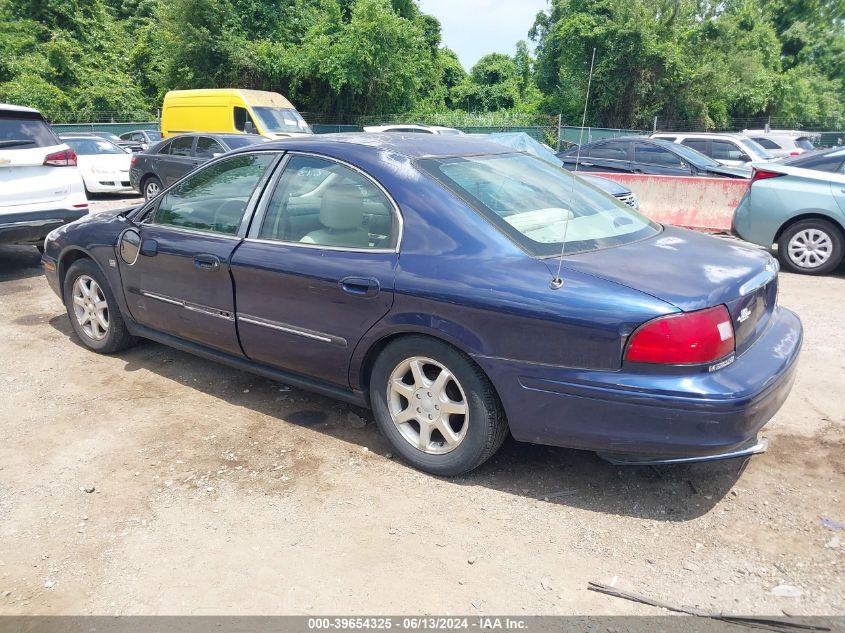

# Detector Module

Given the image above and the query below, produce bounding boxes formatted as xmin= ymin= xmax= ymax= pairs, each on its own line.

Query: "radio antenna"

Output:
xmin=550 ymin=46 xmax=596 ymax=290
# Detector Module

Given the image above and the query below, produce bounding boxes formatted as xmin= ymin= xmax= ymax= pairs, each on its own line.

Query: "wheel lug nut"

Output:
xmin=428 ymin=414 xmax=433 ymax=420
xmin=415 ymin=393 xmax=421 ymax=399
xmin=416 ymin=408 xmax=421 ymax=413
xmin=427 ymin=392 xmax=432 ymax=397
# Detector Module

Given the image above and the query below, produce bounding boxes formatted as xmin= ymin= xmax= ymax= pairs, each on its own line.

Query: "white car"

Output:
xmin=0 ymin=104 xmax=88 ymax=250
xmin=743 ymin=129 xmax=819 ymax=158
xmin=60 ymin=135 xmax=134 ymax=194
xmin=363 ymin=124 xmax=464 ymax=135
xmin=651 ymin=132 xmax=773 ymax=167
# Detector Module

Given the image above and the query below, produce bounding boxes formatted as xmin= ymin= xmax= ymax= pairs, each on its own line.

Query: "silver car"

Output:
xmin=743 ymin=129 xmax=818 ymax=158
xmin=652 ymin=132 xmax=773 ymax=167
xmin=732 ymin=153 xmax=845 ymax=275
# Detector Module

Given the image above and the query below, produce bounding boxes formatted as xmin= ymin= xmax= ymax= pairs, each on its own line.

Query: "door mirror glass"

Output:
xmin=118 ymin=228 xmax=141 ymax=265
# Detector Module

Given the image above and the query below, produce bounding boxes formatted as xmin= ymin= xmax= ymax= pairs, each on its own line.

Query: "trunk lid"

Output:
xmin=560 ymin=226 xmax=778 ymax=355
xmin=0 ymin=145 xmax=74 ymax=207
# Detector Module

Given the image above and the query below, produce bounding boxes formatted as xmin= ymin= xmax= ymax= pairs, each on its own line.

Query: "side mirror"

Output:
xmin=244 ymin=121 xmax=257 ymax=135
xmin=118 ymin=228 xmax=141 ymax=265
xmin=740 ymin=154 xmax=752 ymax=162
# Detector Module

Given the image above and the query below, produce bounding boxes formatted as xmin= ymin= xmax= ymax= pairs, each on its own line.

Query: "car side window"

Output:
xmin=712 ymin=140 xmax=744 ymax=161
xmin=152 ymin=153 xmax=275 ymax=235
xmin=752 ymin=137 xmax=781 ymax=150
xmin=589 ymin=142 xmax=627 ymax=160
xmin=681 ymin=139 xmax=708 ymax=155
xmin=169 ymin=137 xmax=194 ymax=157
xmin=635 ymin=143 xmax=683 ymax=167
xmin=195 ymin=136 xmax=226 ymax=158
xmin=157 ymin=140 xmax=173 ymax=155
xmin=234 ymin=107 xmax=258 ymax=134
xmin=258 ymin=155 xmax=395 ymax=249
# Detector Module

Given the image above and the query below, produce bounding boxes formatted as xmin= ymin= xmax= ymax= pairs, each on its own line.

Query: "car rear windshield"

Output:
xmin=740 ymin=137 xmax=774 ymax=159
xmin=64 ymin=138 xmax=126 ymax=155
xmin=0 ymin=113 xmax=60 ymax=149
xmin=419 ymin=153 xmax=660 ymax=257
xmin=147 ymin=131 xmax=162 ymax=141
xmin=795 ymin=137 xmax=815 ymax=151
xmin=223 ymin=136 xmax=268 ymax=149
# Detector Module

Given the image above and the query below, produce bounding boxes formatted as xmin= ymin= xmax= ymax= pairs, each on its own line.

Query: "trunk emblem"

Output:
xmin=738 ymin=307 xmax=752 ymax=323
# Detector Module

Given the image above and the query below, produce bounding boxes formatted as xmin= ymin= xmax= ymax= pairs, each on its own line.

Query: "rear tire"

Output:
xmin=369 ymin=336 xmax=507 ymax=476
xmin=143 ymin=176 xmax=162 ymax=201
xmin=777 ymin=219 xmax=843 ymax=275
xmin=63 ymin=258 xmax=138 ymax=354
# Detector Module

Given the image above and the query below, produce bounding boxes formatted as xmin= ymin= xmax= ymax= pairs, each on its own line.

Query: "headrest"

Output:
xmin=320 ymin=187 xmax=365 ymax=230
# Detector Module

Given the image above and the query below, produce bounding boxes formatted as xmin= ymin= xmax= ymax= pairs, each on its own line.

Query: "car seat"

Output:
xmin=301 ymin=189 xmax=370 ymax=247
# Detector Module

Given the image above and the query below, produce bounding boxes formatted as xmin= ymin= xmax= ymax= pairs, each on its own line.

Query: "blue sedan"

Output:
xmin=41 ymin=134 xmax=802 ymax=476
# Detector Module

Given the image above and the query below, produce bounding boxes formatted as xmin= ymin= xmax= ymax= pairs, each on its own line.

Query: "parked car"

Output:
xmin=557 ymin=137 xmax=751 ymax=178
xmin=161 ymin=89 xmax=312 ymax=139
xmin=580 ymin=174 xmax=639 ymax=208
xmin=120 ymin=129 xmax=163 ymax=152
xmin=732 ymin=163 xmax=845 ymax=275
xmin=779 ymin=147 xmax=845 ymax=174
xmin=42 ymin=134 xmax=802 ymax=476
xmin=130 ymin=132 xmax=267 ymax=200
xmin=0 ymin=104 xmax=87 ymax=250
xmin=651 ymin=132 xmax=774 ymax=166
xmin=86 ymin=131 xmax=143 ymax=153
xmin=363 ymin=124 xmax=463 ymax=135
xmin=59 ymin=134 xmax=134 ymax=194
xmin=743 ymin=130 xmax=818 ymax=158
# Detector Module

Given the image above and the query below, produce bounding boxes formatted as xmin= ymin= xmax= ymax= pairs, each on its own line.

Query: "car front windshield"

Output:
xmin=796 ymin=137 xmax=815 ymax=150
xmin=419 ymin=153 xmax=660 ymax=257
xmin=252 ymin=107 xmax=312 ymax=134
xmin=65 ymin=139 xmax=126 ymax=155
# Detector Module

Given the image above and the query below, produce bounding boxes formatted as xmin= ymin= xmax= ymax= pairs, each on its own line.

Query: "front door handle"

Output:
xmin=340 ymin=276 xmax=380 ymax=297
xmin=194 ymin=254 xmax=220 ymax=271
xmin=580 ymin=161 xmax=594 ymax=167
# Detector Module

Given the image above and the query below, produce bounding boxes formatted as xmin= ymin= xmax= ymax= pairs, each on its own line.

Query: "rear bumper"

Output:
xmin=475 ymin=306 xmax=802 ymax=460
xmin=0 ymin=208 xmax=89 ymax=245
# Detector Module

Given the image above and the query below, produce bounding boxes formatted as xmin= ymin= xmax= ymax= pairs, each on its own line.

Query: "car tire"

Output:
xmin=143 ymin=176 xmax=162 ymax=201
xmin=369 ymin=336 xmax=508 ymax=476
xmin=777 ymin=219 xmax=844 ymax=275
xmin=63 ymin=258 xmax=138 ymax=354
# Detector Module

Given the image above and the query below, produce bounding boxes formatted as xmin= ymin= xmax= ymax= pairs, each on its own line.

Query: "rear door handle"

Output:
xmin=580 ymin=161 xmax=594 ymax=167
xmin=340 ymin=276 xmax=380 ymax=297
xmin=194 ymin=254 xmax=220 ymax=271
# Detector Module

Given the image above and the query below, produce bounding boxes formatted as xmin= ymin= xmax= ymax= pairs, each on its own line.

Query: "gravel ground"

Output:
xmin=0 ymin=196 xmax=843 ymax=615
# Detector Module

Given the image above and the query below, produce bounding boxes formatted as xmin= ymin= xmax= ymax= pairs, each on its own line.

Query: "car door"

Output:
xmin=632 ymin=142 xmax=694 ymax=176
xmin=157 ymin=136 xmax=198 ymax=186
xmin=577 ymin=141 xmax=632 ymax=173
xmin=230 ymin=153 xmax=400 ymax=387
xmin=117 ymin=151 xmax=278 ymax=355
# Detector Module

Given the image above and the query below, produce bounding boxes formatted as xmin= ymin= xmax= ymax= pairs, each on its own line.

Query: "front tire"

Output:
xmin=369 ymin=336 xmax=507 ymax=476
xmin=143 ymin=176 xmax=162 ymax=201
xmin=778 ymin=219 xmax=843 ymax=275
xmin=63 ymin=259 xmax=137 ymax=354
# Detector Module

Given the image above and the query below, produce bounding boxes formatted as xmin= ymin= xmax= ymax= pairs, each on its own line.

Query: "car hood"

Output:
xmin=557 ymin=226 xmax=775 ymax=312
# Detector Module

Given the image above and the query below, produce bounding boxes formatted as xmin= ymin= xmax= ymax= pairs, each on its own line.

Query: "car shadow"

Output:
xmin=0 ymin=244 xmax=43 ymax=282
xmin=46 ymin=315 xmax=749 ymax=522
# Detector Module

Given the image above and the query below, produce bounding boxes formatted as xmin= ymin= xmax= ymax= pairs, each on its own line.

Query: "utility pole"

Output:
xmin=653 ymin=116 xmax=657 ymax=133
xmin=557 ymin=113 xmax=562 ymax=151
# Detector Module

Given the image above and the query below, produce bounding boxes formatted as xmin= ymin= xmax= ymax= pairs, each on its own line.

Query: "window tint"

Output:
xmin=795 ymin=137 xmax=815 ymax=151
xmin=195 ymin=136 xmax=225 ymax=158
xmin=169 ymin=136 xmax=194 ymax=157
xmin=752 ymin=137 xmax=781 ymax=150
xmin=681 ymin=138 xmax=708 ymax=154
xmin=386 ymin=127 xmax=433 ymax=133
xmin=0 ymin=114 xmax=60 ymax=149
xmin=588 ymin=142 xmax=627 ymax=160
xmin=655 ymin=136 xmax=676 ymax=142
xmin=635 ymin=143 xmax=683 ymax=167
xmin=790 ymin=153 xmax=845 ymax=173
xmin=259 ymin=155 xmax=395 ymax=249
xmin=711 ymin=140 xmax=744 ymax=161
xmin=223 ymin=135 xmax=267 ymax=150
xmin=153 ymin=153 xmax=274 ymax=235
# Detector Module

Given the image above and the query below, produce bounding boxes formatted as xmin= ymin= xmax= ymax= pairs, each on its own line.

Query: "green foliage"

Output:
xmin=0 ymin=0 xmax=842 ymax=128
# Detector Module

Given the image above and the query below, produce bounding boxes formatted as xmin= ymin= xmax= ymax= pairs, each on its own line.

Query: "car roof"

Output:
xmin=655 ymin=131 xmax=749 ymax=139
xmin=0 ymin=103 xmax=41 ymax=114
xmin=231 ymin=132 xmax=514 ymax=159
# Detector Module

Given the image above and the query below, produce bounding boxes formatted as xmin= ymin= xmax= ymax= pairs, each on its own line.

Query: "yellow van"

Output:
xmin=160 ymin=89 xmax=313 ymax=139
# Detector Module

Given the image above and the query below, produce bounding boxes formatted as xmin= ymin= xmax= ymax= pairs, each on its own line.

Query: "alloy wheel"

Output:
xmin=387 ymin=356 xmax=469 ymax=454
xmin=72 ymin=275 xmax=109 ymax=341
xmin=145 ymin=180 xmax=160 ymax=199
xmin=787 ymin=228 xmax=833 ymax=269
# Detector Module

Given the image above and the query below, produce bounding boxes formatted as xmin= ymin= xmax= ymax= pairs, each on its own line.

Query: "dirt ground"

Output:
xmin=1 ymin=195 xmax=843 ymax=616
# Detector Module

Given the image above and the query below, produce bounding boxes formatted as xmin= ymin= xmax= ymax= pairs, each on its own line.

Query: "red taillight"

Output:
xmin=789 ymin=150 xmax=802 ymax=156
xmin=130 ymin=155 xmax=137 ymax=167
xmin=625 ymin=306 xmax=735 ymax=365
xmin=43 ymin=148 xmax=77 ymax=167
xmin=751 ymin=168 xmax=784 ymax=183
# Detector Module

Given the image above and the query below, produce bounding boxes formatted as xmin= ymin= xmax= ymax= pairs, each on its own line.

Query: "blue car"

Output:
xmin=41 ymin=134 xmax=802 ymax=476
